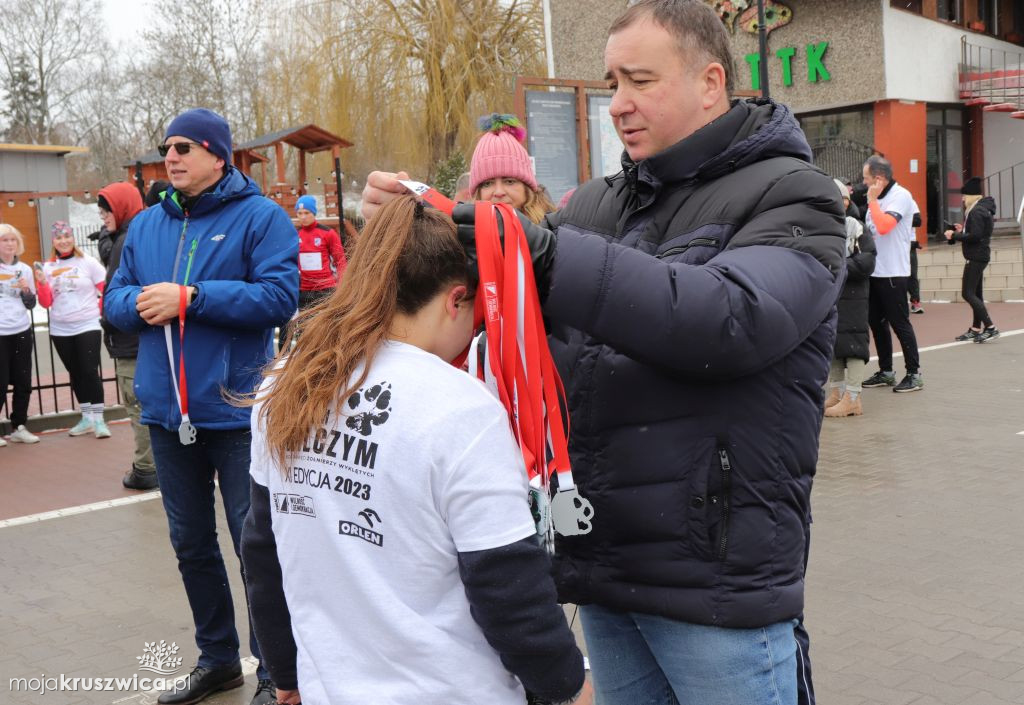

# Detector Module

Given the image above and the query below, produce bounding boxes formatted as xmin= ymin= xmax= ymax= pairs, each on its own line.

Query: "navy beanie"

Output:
xmin=165 ymin=108 xmax=232 ymax=163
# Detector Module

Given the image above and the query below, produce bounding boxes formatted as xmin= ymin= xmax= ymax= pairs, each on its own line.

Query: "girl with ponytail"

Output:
xmin=470 ymin=113 xmax=556 ymax=224
xmin=240 ymin=195 xmax=586 ymax=705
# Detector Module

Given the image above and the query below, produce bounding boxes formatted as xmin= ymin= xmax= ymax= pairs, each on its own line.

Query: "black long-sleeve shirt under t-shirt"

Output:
xmin=240 ymin=478 xmax=584 ymax=702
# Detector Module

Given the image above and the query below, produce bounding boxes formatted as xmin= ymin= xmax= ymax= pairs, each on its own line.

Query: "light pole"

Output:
xmin=758 ymin=0 xmax=770 ymax=99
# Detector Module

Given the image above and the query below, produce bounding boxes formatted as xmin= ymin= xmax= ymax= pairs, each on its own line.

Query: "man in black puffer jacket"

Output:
xmin=362 ymin=2 xmax=845 ymax=703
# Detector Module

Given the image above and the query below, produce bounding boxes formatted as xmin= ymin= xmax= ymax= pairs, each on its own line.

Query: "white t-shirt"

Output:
xmin=42 ymin=255 xmax=105 ymax=337
xmin=865 ymin=182 xmax=916 ymax=278
xmin=0 ymin=260 xmax=34 ymax=336
xmin=250 ymin=341 xmax=536 ymax=705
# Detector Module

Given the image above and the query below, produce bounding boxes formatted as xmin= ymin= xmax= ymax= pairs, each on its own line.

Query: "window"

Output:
xmin=937 ymin=0 xmax=961 ymax=23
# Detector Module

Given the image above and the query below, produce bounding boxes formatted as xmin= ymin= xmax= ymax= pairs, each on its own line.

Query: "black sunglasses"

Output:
xmin=158 ymin=141 xmax=205 ymax=157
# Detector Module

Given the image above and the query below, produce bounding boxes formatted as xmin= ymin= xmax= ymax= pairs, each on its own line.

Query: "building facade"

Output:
xmin=549 ymin=0 xmax=1024 ymax=239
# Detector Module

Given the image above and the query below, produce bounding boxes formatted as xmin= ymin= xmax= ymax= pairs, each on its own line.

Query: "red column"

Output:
xmin=874 ymin=100 xmax=929 ymax=244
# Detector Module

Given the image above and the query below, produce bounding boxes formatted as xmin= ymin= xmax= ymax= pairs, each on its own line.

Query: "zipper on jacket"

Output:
xmin=182 ymin=237 xmax=199 ymax=286
xmin=717 ymin=448 xmax=733 ymax=560
xmin=656 ymin=237 xmax=719 ymax=259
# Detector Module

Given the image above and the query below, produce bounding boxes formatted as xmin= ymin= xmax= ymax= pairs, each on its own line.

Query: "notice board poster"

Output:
xmin=587 ymin=95 xmax=621 ymax=178
xmin=525 ymin=91 xmax=579 ymax=205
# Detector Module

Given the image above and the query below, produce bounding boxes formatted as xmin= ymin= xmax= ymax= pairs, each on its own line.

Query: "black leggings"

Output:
xmin=0 ymin=328 xmax=34 ymax=427
xmin=51 ymin=330 xmax=104 ymax=405
xmin=961 ymin=260 xmax=992 ymax=329
xmin=868 ymin=277 xmax=920 ymax=374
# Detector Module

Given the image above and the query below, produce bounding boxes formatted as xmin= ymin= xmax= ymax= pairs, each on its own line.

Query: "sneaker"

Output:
xmin=974 ymin=327 xmax=1000 ymax=343
xmin=250 ymin=679 xmax=276 ymax=705
xmin=9 ymin=425 xmax=40 ymax=444
xmin=862 ymin=371 xmax=897 ymax=388
xmin=893 ymin=373 xmax=924 ymax=393
xmin=910 ymin=301 xmax=924 ymax=314
xmin=955 ymin=328 xmax=981 ymax=342
xmin=122 ymin=466 xmax=158 ymax=490
xmin=0 ymin=436 xmax=6 ymax=447
xmin=68 ymin=418 xmax=94 ymax=436
xmin=94 ymin=419 xmax=111 ymax=439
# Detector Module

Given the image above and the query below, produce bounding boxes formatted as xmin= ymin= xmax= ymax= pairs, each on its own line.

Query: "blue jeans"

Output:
xmin=150 ymin=426 xmax=268 ymax=679
xmin=579 ymin=605 xmax=797 ymax=705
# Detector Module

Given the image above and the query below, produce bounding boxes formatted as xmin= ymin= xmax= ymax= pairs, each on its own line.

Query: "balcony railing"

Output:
xmin=959 ymin=36 xmax=1024 ymax=116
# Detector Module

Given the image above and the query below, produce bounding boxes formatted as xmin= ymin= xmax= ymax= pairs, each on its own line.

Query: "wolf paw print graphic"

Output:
xmin=346 ymin=383 xmax=392 ymax=436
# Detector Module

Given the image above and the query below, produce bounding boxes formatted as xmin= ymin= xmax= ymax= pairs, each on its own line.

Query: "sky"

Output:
xmin=101 ymin=0 xmax=149 ymax=49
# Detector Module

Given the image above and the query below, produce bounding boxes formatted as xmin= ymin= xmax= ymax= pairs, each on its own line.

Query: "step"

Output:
xmin=920 ymin=289 xmax=1024 ymax=303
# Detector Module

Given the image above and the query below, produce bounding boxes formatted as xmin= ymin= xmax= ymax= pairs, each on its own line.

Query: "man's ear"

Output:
xmin=700 ymin=62 xmax=727 ymax=110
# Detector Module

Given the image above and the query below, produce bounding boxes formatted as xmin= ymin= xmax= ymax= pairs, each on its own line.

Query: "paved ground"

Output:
xmin=1 ymin=303 xmax=1022 ymax=705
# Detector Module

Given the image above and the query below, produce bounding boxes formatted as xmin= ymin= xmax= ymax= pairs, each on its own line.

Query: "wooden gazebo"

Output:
xmin=235 ymin=124 xmax=354 ymax=216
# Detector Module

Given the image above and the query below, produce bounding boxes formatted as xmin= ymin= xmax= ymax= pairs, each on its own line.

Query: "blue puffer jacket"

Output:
xmin=104 ymin=168 xmax=298 ymax=431
xmin=543 ymin=99 xmax=847 ymax=628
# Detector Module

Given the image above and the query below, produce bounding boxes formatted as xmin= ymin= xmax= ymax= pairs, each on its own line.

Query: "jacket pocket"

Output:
xmin=687 ymin=440 xmax=734 ymax=561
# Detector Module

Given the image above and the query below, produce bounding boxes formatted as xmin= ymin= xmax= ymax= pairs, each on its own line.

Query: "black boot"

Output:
xmin=123 ymin=465 xmax=159 ymax=490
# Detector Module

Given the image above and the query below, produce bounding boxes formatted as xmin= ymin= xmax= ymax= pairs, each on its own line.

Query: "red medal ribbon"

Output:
xmin=178 ymin=285 xmax=189 ymax=418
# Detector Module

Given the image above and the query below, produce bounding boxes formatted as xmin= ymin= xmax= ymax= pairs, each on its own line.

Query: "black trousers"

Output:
xmin=0 ymin=328 xmax=34 ymax=427
xmin=908 ymin=246 xmax=920 ymax=302
xmin=51 ymin=329 xmax=104 ymax=405
xmin=868 ymin=277 xmax=920 ymax=374
xmin=961 ymin=260 xmax=992 ymax=329
xmin=279 ymin=288 xmax=333 ymax=352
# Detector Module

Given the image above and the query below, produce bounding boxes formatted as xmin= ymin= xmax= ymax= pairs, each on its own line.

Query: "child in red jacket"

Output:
xmin=280 ymin=196 xmax=346 ymax=350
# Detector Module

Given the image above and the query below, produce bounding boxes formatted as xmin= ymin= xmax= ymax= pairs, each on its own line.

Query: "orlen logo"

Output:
xmin=484 ymin=282 xmax=500 ymax=323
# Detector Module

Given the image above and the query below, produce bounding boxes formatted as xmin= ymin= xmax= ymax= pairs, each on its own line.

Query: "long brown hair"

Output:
xmin=254 ymin=195 xmax=468 ymax=471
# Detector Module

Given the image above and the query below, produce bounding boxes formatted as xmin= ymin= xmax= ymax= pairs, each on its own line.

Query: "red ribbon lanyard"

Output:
xmin=472 ymin=202 xmax=573 ymax=488
xmin=177 ymin=285 xmax=189 ymax=418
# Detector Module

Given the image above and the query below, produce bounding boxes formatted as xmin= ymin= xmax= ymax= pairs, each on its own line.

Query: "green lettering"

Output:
xmin=776 ymin=47 xmax=796 ymax=87
xmin=807 ymin=41 xmax=830 ymax=83
xmin=744 ymin=53 xmax=761 ymax=91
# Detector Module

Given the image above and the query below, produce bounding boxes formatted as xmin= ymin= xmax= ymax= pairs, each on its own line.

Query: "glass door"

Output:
xmin=926 ymin=108 xmax=966 ymax=237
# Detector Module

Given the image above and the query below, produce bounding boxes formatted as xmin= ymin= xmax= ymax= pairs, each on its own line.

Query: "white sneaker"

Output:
xmin=94 ymin=419 xmax=111 ymax=439
xmin=9 ymin=425 xmax=39 ymax=444
xmin=0 ymin=436 xmax=6 ymax=447
xmin=68 ymin=418 xmax=94 ymax=436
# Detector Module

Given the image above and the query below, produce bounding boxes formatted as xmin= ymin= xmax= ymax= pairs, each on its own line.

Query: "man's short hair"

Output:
xmin=864 ymin=155 xmax=894 ymax=181
xmin=609 ymin=0 xmax=735 ymax=95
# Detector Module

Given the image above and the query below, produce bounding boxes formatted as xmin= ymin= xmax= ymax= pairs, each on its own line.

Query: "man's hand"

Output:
xmin=13 ymin=275 xmax=30 ymax=290
xmin=866 ymin=177 xmax=884 ymax=202
xmin=137 ymin=282 xmax=195 ymax=326
xmin=275 ymin=687 xmax=301 ymax=704
xmin=361 ymin=170 xmax=410 ymax=221
xmin=944 ymin=229 xmax=954 ymax=241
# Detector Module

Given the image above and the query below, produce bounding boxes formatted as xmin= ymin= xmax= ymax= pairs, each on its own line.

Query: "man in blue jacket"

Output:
xmin=105 ymin=108 xmax=298 ymax=705
xmin=362 ymin=2 xmax=846 ymax=704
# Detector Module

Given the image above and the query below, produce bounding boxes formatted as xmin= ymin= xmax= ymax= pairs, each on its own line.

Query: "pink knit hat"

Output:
xmin=469 ymin=114 xmax=538 ymax=194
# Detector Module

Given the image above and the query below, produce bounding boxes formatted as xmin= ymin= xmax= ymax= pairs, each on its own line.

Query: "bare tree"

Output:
xmin=0 ymin=0 xmax=105 ymax=143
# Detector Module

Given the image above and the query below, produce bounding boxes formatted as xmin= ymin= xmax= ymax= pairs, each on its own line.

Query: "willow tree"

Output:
xmin=314 ymin=0 xmax=546 ymax=179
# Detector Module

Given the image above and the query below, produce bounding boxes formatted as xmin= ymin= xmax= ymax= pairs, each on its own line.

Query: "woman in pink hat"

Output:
xmin=469 ymin=114 xmax=555 ymax=224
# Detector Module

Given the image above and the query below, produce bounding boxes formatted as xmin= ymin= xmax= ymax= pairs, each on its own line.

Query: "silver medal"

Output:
xmin=550 ymin=488 xmax=595 ymax=536
xmin=178 ymin=419 xmax=197 ymax=445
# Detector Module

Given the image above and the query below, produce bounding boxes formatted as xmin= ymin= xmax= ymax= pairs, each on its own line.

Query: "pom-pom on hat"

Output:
xmin=295 ymin=195 xmax=317 ymax=215
xmin=469 ymin=113 xmax=538 ymax=194
xmin=164 ymin=108 xmax=233 ymax=163
xmin=961 ymin=177 xmax=983 ymax=196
